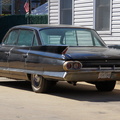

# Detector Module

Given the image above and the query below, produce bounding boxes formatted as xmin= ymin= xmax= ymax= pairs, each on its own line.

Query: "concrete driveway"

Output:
xmin=0 ymin=77 xmax=120 ymax=120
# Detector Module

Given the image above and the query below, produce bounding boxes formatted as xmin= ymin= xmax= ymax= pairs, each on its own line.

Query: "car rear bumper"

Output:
xmin=43 ymin=69 xmax=120 ymax=82
xmin=63 ymin=70 xmax=120 ymax=82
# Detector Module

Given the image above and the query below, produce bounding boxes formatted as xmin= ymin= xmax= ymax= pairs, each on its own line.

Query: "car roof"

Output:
xmin=12 ymin=24 xmax=92 ymax=30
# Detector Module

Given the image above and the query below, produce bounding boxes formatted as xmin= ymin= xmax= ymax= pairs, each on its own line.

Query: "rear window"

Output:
xmin=39 ymin=28 xmax=105 ymax=47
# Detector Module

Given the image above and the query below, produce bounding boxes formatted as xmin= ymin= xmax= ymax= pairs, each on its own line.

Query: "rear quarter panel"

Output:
xmin=26 ymin=46 xmax=66 ymax=72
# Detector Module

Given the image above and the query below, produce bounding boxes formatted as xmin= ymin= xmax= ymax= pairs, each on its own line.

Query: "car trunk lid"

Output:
xmin=65 ymin=47 xmax=120 ymax=60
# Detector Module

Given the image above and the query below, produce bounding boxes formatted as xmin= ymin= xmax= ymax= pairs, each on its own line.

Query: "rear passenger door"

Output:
xmin=8 ymin=29 xmax=36 ymax=77
xmin=9 ymin=29 xmax=35 ymax=69
xmin=0 ymin=29 xmax=19 ymax=76
xmin=8 ymin=29 xmax=37 ymax=79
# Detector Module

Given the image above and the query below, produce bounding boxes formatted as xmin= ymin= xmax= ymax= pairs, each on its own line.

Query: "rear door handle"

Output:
xmin=22 ymin=54 xmax=28 ymax=58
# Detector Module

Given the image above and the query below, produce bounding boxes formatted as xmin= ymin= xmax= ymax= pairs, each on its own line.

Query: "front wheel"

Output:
xmin=31 ymin=74 xmax=50 ymax=93
xmin=95 ymin=81 xmax=116 ymax=92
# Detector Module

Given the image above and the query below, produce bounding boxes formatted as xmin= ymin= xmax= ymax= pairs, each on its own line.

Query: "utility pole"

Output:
xmin=27 ymin=0 xmax=31 ymax=24
xmin=28 ymin=0 xmax=31 ymax=14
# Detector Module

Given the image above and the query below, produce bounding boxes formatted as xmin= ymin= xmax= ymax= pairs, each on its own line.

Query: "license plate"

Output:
xmin=98 ymin=72 xmax=111 ymax=79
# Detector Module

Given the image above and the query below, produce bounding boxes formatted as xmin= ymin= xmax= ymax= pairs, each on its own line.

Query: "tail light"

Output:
xmin=63 ymin=61 xmax=82 ymax=71
xmin=62 ymin=47 xmax=68 ymax=54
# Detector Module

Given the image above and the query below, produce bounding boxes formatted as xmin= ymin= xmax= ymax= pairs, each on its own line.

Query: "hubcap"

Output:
xmin=33 ymin=74 xmax=41 ymax=87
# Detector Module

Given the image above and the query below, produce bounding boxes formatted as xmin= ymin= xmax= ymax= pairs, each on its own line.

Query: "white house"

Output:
xmin=48 ymin=0 xmax=120 ymax=45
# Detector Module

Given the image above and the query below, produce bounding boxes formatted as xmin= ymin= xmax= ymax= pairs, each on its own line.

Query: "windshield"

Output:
xmin=39 ymin=28 xmax=106 ymax=47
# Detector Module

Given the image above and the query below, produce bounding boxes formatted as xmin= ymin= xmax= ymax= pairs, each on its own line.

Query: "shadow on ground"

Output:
xmin=0 ymin=80 xmax=32 ymax=91
xmin=0 ymin=80 xmax=120 ymax=102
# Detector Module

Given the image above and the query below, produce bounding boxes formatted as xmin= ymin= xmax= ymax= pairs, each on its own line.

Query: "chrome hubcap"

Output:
xmin=33 ymin=74 xmax=41 ymax=87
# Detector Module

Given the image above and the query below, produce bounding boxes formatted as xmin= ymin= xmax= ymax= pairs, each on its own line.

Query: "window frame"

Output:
xmin=59 ymin=0 xmax=74 ymax=25
xmin=93 ymin=0 xmax=112 ymax=34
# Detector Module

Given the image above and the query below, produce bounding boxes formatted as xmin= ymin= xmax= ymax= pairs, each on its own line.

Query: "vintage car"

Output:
xmin=0 ymin=24 xmax=120 ymax=93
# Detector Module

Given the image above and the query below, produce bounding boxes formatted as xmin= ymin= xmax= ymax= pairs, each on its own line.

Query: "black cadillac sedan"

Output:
xmin=0 ymin=24 xmax=120 ymax=93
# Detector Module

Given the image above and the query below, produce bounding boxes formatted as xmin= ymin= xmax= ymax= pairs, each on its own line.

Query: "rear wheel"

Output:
xmin=31 ymin=74 xmax=50 ymax=93
xmin=95 ymin=81 xmax=116 ymax=92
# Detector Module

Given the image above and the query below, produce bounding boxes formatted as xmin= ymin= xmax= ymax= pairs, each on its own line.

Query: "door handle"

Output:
xmin=22 ymin=54 xmax=28 ymax=58
xmin=5 ymin=52 xmax=10 ymax=56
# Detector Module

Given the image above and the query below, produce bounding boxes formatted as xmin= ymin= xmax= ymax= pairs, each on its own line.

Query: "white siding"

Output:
xmin=99 ymin=0 xmax=120 ymax=45
xmin=48 ymin=0 xmax=59 ymax=24
xmin=74 ymin=0 xmax=94 ymax=28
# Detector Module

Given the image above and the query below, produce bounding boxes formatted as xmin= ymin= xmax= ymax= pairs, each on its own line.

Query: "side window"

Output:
xmin=3 ymin=30 xmax=19 ymax=45
xmin=60 ymin=0 xmax=72 ymax=25
xmin=17 ymin=30 xmax=34 ymax=46
xmin=95 ymin=0 xmax=111 ymax=31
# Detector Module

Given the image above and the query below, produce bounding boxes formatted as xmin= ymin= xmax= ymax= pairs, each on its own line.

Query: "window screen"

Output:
xmin=95 ymin=0 xmax=110 ymax=31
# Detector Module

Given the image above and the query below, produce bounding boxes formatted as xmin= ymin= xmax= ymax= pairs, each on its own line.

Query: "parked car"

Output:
xmin=0 ymin=24 xmax=120 ymax=93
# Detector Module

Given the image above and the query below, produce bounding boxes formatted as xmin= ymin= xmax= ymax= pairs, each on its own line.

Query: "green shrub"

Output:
xmin=0 ymin=15 xmax=48 ymax=42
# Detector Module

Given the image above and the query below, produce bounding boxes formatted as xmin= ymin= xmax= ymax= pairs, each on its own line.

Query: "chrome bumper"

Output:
xmin=42 ymin=69 xmax=120 ymax=82
xmin=63 ymin=69 xmax=120 ymax=81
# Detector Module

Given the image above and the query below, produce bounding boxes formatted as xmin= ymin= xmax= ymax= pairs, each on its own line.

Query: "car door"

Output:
xmin=8 ymin=29 xmax=35 ymax=79
xmin=0 ymin=29 xmax=19 ymax=76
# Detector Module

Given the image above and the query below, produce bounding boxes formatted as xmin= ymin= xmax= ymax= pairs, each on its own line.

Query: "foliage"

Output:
xmin=26 ymin=15 xmax=48 ymax=24
xmin=0 ymin=15 xmax=48 ymax=42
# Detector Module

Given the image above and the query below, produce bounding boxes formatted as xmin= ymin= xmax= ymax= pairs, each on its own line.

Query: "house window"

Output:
xmin=95 ymin=0 xmax=111 ymax=31
xmin=60 ymin=0 xmax=72 ymax=25
xmin=0 ymin=0 xmax=14 ymax=15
